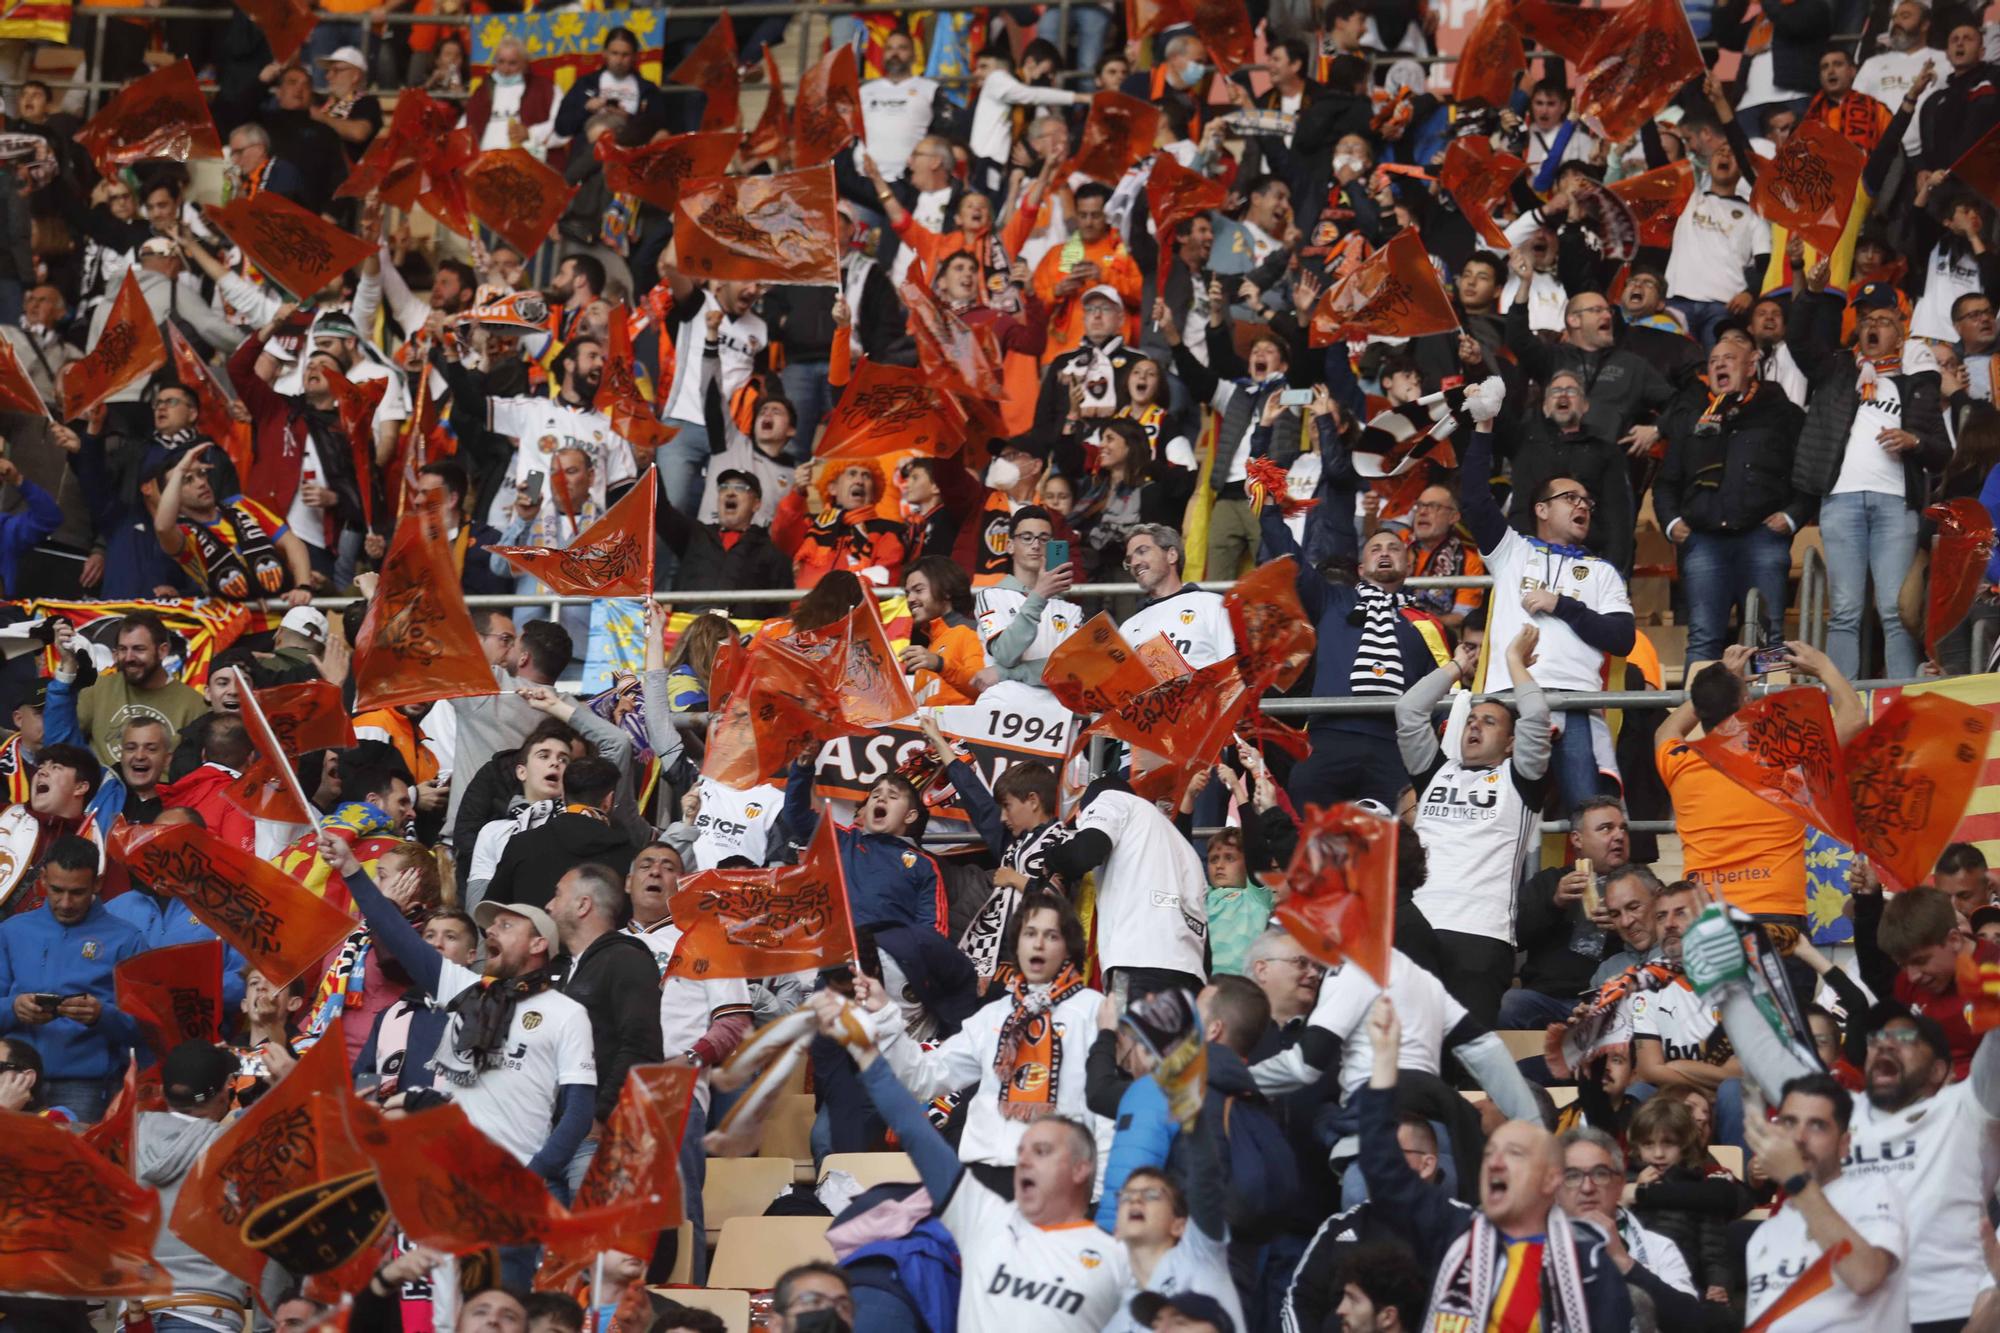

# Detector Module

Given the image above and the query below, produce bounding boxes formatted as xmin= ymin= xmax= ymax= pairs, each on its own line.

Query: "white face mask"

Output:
xmin=1333 ymin=153 xmax=1368 ymax=176
xmin=985 ymin=457 xmax=1021 ymax=490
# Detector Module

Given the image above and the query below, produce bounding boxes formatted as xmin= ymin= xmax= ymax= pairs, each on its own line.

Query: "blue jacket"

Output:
xmin=0 ymin=899 xmax=144 ymax=1078
xmin=0 ymin=479 xmax=59 ymax=599
xmin=44 ymin=671 xmax=127 ymax=832
xmin=102 ymin=890 xmax=247 ymax=1008
xmin=785 ymin=763 xmax=948 ymax=934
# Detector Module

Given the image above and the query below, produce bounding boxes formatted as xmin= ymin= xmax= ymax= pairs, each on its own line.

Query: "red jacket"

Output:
xmin=160 ymin=763 xmax=255 ymax=852
xmin=772 ymin=492 xmax=909 ymax=590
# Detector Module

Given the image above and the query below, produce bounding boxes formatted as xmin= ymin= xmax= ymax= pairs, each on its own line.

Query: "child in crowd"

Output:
xmin=1200 ymin=827 xmax=1271 ymax=976
xmin=786 ymin=745 xmax=948 ymax=935
xmin=1623 ymin=1096 xmax=1744 ymax=1308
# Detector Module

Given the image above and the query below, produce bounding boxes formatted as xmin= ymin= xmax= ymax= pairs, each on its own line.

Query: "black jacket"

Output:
xmin=762 ymin=264 xmax=904 ymax=364
xmin=553 ymin=69 xmax=668 ymax=140
xmin=1712 ymin=0 xmax=1831 ymax=94
xmin=1788 ymin=290 xmax=1951 ymax=510
xmin=1921 ymin=61 xmax=2000 ymax=171
xmin=1505 ymin=312 xmax=1678 ymax=445
xmin=656 ymin=496 xmax=795 ymax=594
xmin=1653 ymin=378 xmax=1810 ymax=534
xmin=485 ymin=811 xmax=641 ymax=914
xmin=1515 ymin=864 xmax=1617 ymax=1000
xmin=560 ymin=930 xmax=667 ymax=1123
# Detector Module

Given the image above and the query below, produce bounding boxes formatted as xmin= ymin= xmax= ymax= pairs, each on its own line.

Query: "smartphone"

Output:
xmin=1046 ymin=538 xmax=1070 ymax=570
xmin=1278 ymin=388 xmax=1315 ymax=407
xmin=1751 ymin=645 xmax=1791 ymax=675
xmin=522 ymin=469 xmax=546 ymax=503
xmin=31 ymin=993 xmax=58 ymax=1014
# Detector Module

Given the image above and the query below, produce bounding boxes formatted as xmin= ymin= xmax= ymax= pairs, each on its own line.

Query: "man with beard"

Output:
xmin=151 ymin=443 xmax=312 ymax=606
xmin=57 ymin=613 xmax=204 ymax=769
xmin=553 ymin=27 xmax=667 ymax=141
xmin=1807 ymin=47 xmax=1894 ymax=152
xmin=1857 ymin=0 xmax=1944 ymax=157
xmin=1397 ymin=485 xmax=1484 ymax=631
xmin=774 ymin=456 xmax=909 ymax=589
xmin=858 ymin=29 xmax=937 ymax=181
xmin=1628 ymin=881 xmax=1749 ymax=1146
xmin=1747 ymin=293 xmax=1811 ymax=405
xmin=1502 ymin=369 xmax=1638 ymax=574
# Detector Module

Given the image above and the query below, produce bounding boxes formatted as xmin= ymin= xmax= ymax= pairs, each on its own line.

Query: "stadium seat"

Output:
xmin=703 ymin=1157 xmax=797 ymax=1243
xmin=707 ymin=1216 xmax=837 ymax=1290
xmin=1497 ymin=1029 xmax=1548 ymax=1061
xmin=664 ymin=1221 xmax=695 ymax=1285
xmin=757 ymin=1092 xmax=818 ymax=1181
xmin=652 ymin=1286 xmax=750 ymax=1333
xmin=820 ymin=1151 xmax=920 ymax=1189
xmin=1709 ymin=1144 xmax=1744 ymax=1179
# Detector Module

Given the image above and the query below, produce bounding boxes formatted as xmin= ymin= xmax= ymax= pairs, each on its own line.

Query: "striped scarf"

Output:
xmin=993 ymin=964 xmax=1086 ymax=1121
xmin=1349 ymin=582 xmax=1410 ymax=696
xmin=1426 ymin=1209 xmax=1592 ymax=1333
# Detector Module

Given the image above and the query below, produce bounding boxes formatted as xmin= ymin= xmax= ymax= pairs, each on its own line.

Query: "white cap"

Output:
xmin=279 ymin=605 xmax=328 ymax=643
xmin=1080 ymin=283 xmax=1124 ymax=309
xmin=317 ymin=46 xmax=367 ymax=70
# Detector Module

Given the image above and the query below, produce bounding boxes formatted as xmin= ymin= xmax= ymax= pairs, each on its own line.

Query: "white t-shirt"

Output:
xmin=1629 ymin=978 xmax=1719 ymax=1063
xmin=468 ymin=816 xmax=520 ymax=890
xmin=1911 ymin=241 xmax=1986 ymax=343
xmin=1523 ymin=123 xmax=1597 ymax=171
xmin=975 ymin=585 xmax=1085 ymax=669
xmin=1117 ymin=588 xmax=1236 ymax=671
xmin=1410 ymin=755 xmax=1538 ymax=945
xmin=1665 ymin=184 xmax=1771 ymax=305
xmin=859 ymin=76 xmax=938 ymax=180
xmin=687 ymin=778 xmax=785 ymax=869
xmin=663 ymin=290 xmax=767 ymax=426
xmin=1844 ymin=1081 xmax=1999 ymax=1322
xmin=945 ymin=1179 xmax=1133 ymax=1333
xmin=624 ymin=916 xmax=752 ymax=1111
xmin=1099 ymin=1220 xmax=1244 ymax=1333
xmin=286 ymin=433 xmax=331 ymax=551
xmin=1308 ymin=949 xmax=1466 ymax=1098
xmin=433 ymin=958 xmax=596 ymax=1166
xmin=1831 ymin=368 xmax=1911 ymax=496
xmin=1072 ymin=789 xmax=1207 ymax=977
xmin=1853 ymin=49 xmax=1943 ymax=153
xmin=1480 ymin=528 xmax=1633 ymax=693
xmin=489 ymin=397 xmax=638 ymax=517
xmin=1745 ymin=1172 xmax=1908 ymax=1332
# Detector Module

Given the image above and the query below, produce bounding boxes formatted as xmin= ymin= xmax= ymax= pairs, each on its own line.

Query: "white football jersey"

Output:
xmin=974 ymin=585 xmax=1084 ymax=668
xmin=1117 ymin=588 xmax=1236 ymax=670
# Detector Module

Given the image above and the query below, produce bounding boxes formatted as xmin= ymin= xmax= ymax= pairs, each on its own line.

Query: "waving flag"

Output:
xmin=745 ymin=48 xmax=790 ymax=161
xmin=1925 ymin=499 xmax=1997 ymax=661
xmin=322 ymin=368 xmax=387 ymax=528
xmin=75 ymin=60 xmax=223 ymax=176
xmin=1042 ymin=613 xmax=1176 ymax=716
xmin=336 ymin=90 xmax=465 ymax=209
xmin=675 ymin=164 xmax=841 ymax=285
xmin=1271 ymin=803 xmax=1398 ymax=985
xmin=540 ymin=1063 xmax=698 ymax=1290
xmin=60 ymin=270 xmax=166 ymax=421
xmin=115 ymin=939 xmax=223 ymax=1062
xmin=461 ymin=149 xmax=578 ymax=260
xmin=794 ymin=44 xmax=863 ymax=169
xmin=596 ymin=306 xmax=676 ymax=452
xmin=777 ymin=600 xmax=920 ymax=730
xmin=490 ymin=468 xmax=657 ymax=596
xmin=228 ymin=675 xmax=352 ymax=825
xmin=1067 ymin=91 xmax=1161 ymax=187
xmin=1439 ymin=138 xmax=1526 ymax=249
xmin=816 ymin=360 xmax=970 ymax=459
xmin=353 ymin=490 xmax=495 ymax=711
xmin=1688 ymin=688 xmax=1859 ymax=848
xmin=1308 ymin=230 xmax=1458 ymax=347
xmin=205 ymin=191 xmax=374 ymax=302
xmin=1188 ymin=0 xmax=1255 ymax=74
xmin=235 ymin=0 xmax=316 ymax=64
xmin=1753 ymin=120 xmax=1865 ymax=257
xmin=0 ymin=336 xmax=49 ymax=419
xmin=900 ymin=278 xmax=1006 ymax=400
xmin=1572 ymin=0 xmax=1703 ymax=142
xmin=1146 ymin=154 xmax=1228 ymax=291
xmin=665 ymin=813 xmax=858 ymax=979
xmin=1511 ymin=0 xmax=1611 ymax=61
xmin=598 ymin=129 xmax=739 ymax=213
xmin=669 ymin=20 xmax=741 ymax=133
xmin=1845 ymin=693 xmax=1993 ymax=891
xmin=0 ymin=1113 xmax=167 ymax=1296
xmin=701 ymin=635 xmax=863 ymax=789
xmin=168 ymin=325 xmax=243 ymax=469
xmin=1611 ymin=160 xmax=1697 ymax=248
xmin=1452 ymin=0 xmax=1526 ymax=108
xmin=1230 ymin=557 xmax=1315 ymax=694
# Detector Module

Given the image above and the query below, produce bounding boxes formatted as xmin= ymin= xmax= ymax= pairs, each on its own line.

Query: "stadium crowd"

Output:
xmin=4 ymin=0 xmax=2000 ymax=1329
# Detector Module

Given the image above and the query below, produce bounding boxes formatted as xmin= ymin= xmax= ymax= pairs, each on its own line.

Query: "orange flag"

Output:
xmin=1950 ymin=119 xmax=2000 ymax=212
xmin=1573 ymin=0 xmax=1703 ymax=142
xmin=235 ymin=0 xmax=315 ymax=63
xmin=665 ymin=813 xmax=858 ymax=979
xmin=353 ymin=1100 xmax=648 ymax=1254
xmin=0 ymin=1112 xmax=168 ymax=1296
xmin=1438 ymin=138 xmax=1527 ymax=249
xmin=336 ymin=89 xmax=463 ymax=209
xmin=1126 ymin=0 xmax=1193 ymax=41
xmin=1925 ymin=498 xmax=1997 ymax=660
xmin=1041 ymin=612 xmax=1172 ymax=716
xmin=540 ymin=1063 xmax=699 ymax=1290
xmin=0 ymin=336 xmax=50 ymax=420
xmin=794 ymin=44 xmax=863 ymax=169
xmin=1752 ymin=120 xmax=1865 ymax=257
xmin=170 ymin=1021 xmax=381 ymax=1286
xmin=83 ymin=1065 xmax=139 ymax=1170
xmin=322 ymin=367 xmax=387 ymax=528
xmin=1086 ymin=658 xmax=1251 ymax=806
xmin=675 ymin=164 xmax=842 ymax=286
xmin=490 ymin=468 xmax=657 ymax=596
xmin=1510 ymin=0 xmax=1612 ymax=62
xmin=744 ymin=48 xmax=790 ymax=162
xmin=669 ymin=21 xmax=741 ymax=133
xmin=75 ymin=59 xmax=223 ymax=176
xmin=596 ymin=305 xmax=677 ymax=452
xmin=353 ymin=489 xmax=496 ymax=712
xmin=816 ymin=360 xmax=971 ymax=460
xmin=597 ymin=130 xmax=739 ymax=214
xmin=1845 ymin=693 xmax=1993 ymax=891
xmin=227 ymin=676 xmax=352 ymax=824
xmin=1270 ymin=803 xmax=1399 ymax=985
xmin=1068 ymin=91 xmax=1162 ymax=186
xmin=110 ymin=823 xmax=358 ymax=990
xmin=168 ymin=324 xmax=241 ymax=463
xmin=1610 ymin=160 xmax=1696 ymax=249
xmin=900 ymin=278 xmax=1007 ymax=400
xmin=1188 ymin=0 xmax=1256 ymax=74
xmin=115 ymin=938 xmax=223 ymax=1062
xmin=1687 ymin=688 xmax=1859 ymax=848
xmin=460 ymin=149 xmax=578 ymax=261
xmin=60 ymin=269 xmax=166 ymax=421
xmin=414 ymin=130 xmax=479 ymax=238
xmin=1146 ymin=154 xmax=1228 ymax=291
xmin=701 ymin=635 xmax=867 ymax=789
xmin=1746 ymin=1239 xmax=1852 ymax=1333
xmin=1452 ymin=0 xmax=1526 ymax=108
xmin=1308 ymin=230 xmax=1458 ymax=347
xmin=204 ymin=191 xmax=374 ymax=302
xmin=781 ymin=601 xmax=920 ymax=729
xmin=1228 ymin=557 xmax=1315 ymax=694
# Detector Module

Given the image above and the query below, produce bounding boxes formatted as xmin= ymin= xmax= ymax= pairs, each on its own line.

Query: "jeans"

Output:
xmin=1713 ymin=1076 xmax=1745 ymax=1150
xmin=42 ymin=1076 xmax=113 ymax=1124
xmin=1037 ymin=4 xmax=1113 ymax=69
xmin=1820 ymin=489 xmax=1922 ymax=680
xmin=1497 ymin=985 xmax=1582 ymax=1030
xmin=1679 ymin=526 xmax=1790 ymax=665
xmin=1671 ymin=297 xmax=1734 ymax=348
xmin=0 ymin=279 xmax=23 ymax=329
xmin=680 ymin=1095 xmax=710 ymax=1284
xmin=1550 ymin=712 xmax=1611 ymax=811
xmin=659 ymin=419 xmax=712 ymax=589
xmin=779 ymin=359 xmax=837 ymax=457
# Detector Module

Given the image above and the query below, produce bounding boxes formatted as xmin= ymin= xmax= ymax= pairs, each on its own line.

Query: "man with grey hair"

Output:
xmin=1117 ymin=524 xmax=1235 ymax=669
xmin=1246 ymin=927 xmax=1325 ymax=1036
xmin=1592 ymin=863 xmax=1668 ymax=984
xmin=548 ymin=862 xmax=663 ymax=1190
xmin=1555 ymin=1124 xmax=1705 ymax=1321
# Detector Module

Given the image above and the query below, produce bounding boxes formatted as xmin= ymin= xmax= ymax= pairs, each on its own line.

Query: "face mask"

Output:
xmin=1178 ymin=61 xmax=1210 ymax=87
xmin=494 ymin=70 xmax=524 ymax=86
xmin=789 ymin=1311 xmax=851 ymax=1333
xmin=985 ymin=457 xmax=1021 ymax=490
xmin=1333 ymin=154 xmax=1367 ymax=176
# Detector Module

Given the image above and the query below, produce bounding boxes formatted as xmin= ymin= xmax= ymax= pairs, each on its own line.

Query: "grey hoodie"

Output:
xmin=136 ymin=1111 xmax=250 ymax=1312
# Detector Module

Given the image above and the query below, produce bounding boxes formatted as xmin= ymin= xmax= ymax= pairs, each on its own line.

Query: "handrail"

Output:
xmin=1799 ymin=545 xmax=1828 ymax=652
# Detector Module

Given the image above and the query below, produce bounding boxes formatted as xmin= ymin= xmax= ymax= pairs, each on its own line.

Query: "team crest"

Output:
xmin=522 ymin=1011 xmax=543 ymax=1030
xmin=1179 ymin=609 xmax=1196 ymax=624
xmin=1572 ymin=566 xmax=1589 ymax=580
xmin=1079 ymin=1248 xmax=1103 ymax=1271
xmin=537 ymin=434 xmax=558 ymax=455
xmin=1052 ymin=616 xmax=1069 ymax=631
xmin=901 ymin=851 xmax=917 ymax=868
xmin=81 ymin=939 xmax=99 ymax=959
xmin=1483 ymin=772 xmax=1500 ymax=783
xmin=744 ymin=804 xmax=763 ymax=818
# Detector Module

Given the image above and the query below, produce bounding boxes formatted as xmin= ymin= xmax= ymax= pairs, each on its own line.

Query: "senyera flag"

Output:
xmin=75 ymin=58 xmax=222 ymax=177
xmin=204 ymin=191 xmax=374 ymax=302
xmin=793 ymin=43 xmax=863 ymax=169
xmin=109 ymin=821 xmax=357 ymax=990
xmin=674 ymin=164 xmax=842 ymax=286
xmin=1308 ymin=229 xmax=1458 ymax=347
xmin=1068 ymin=91 xmax=1162 ymax=186
xmin=1925 ymin=498 xmax=1997 ymax=662
xmin=597 ymin=130 xmax=739 ymax=213
xmin=460 ymin=149 xmax=578 ymax=261
xmin=353 ymin=488 xmax=495 ymax=712
xmin=816 ymin=360 xmax=971 ymax=460
xmin=669 ymin=20 xmax=741 ymax=133
xmin=59 ymin=268 xmax=166 ymax=421
xmin=489 ymin=467 xmax=658 ymax=596
xmin=115 ymin=937 xmax=223 ymax=1062
xmin=0 ymin=1111 xmax=168 ymax=1297
xmin=664 ymin=812 xmax=859 ymax=979
xmin=1270 ymin=803 xmax=1399 ymax=986
xmin=227 ymin=673 xmax=352 ymax=825
xmin=1752 ymin=119 xmax=1865 ymax=258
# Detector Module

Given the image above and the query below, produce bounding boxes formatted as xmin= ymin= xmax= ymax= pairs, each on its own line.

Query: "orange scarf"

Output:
xmin=993 ymin=963 xmax=1086 ymax=1121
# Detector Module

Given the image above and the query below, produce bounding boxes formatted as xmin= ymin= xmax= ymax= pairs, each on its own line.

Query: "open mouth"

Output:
xmin=1485 ymin=1172 xmax=1508 ymax=1205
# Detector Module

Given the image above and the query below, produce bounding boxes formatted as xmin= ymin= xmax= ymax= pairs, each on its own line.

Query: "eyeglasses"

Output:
xmin=716 ymin=481 xmax=756 ymax=495
xmin=782 ymin=1292 xmax=854 ymax=1317
xmin=1562 ymin=1166 xmax=1622 ymax=1188
xmin=1540 ymin=490 xmax=1596 ymax=510
xmin=1412 ymin=500 xmax=1457 ymax=513
xmin=1959 ymin=307 xmax=1996 ymax=321
xmin=1118 ymin=1186 xmax=1170 ymax=1204
xmin=1867 ymin=1027 xmax=1925 ymax=1048
xmin=1013 ymin=532 xmax=1051 ymax=546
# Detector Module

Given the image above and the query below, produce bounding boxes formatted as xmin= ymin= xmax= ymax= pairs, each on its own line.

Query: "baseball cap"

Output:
xmin=317 ymin=45 xmax=367 ymax=70
xmin=1080 ymin=283 xmax=1124 ymax=310
xmin=1712 ymin=316 xmax=1755 ymax=348
xmin=279 ymin=605 xmax=329 ymax=644
xmin=1851 ymin=281 xmax=1904 ymax=314
xmin=715 ymin=467 xmax=763 ymax=496
xmin=991 ymin=431 xmax=1052 ymax=462
xmin=138 ymin=236 xmax=179 ymax=259
xmin=473 ymin=899 xmax=561 ymax=953
xmin=1129 ymin=1292 xmax=1236 ymax=1333
xmin=1859 ymin=998 xmax=1952 ymax=1064
xmin=162 ymin=1040 xmax=237 ymax=1109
